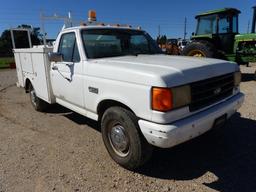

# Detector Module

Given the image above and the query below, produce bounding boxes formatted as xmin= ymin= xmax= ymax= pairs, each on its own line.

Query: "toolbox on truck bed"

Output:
xmin=13 ymin=46 xmax=54 ymax=103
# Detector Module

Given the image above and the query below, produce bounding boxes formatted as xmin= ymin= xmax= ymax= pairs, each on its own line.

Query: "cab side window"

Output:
xmin=58 ymin=33 xmax=80 ymax=62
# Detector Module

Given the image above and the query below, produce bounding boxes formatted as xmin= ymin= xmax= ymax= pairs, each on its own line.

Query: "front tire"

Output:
xmin=29 ymin=84 xmax=48 ymax=112
xmin=101 ymin=107 xmax=152 ymax=170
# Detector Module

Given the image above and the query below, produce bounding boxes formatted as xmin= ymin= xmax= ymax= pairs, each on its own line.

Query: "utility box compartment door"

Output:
xmin=13 ymin=52 xmax=24 ymax=87
xmin=31 ymin=52 xmax=51 ymax=102
xmin=20 ymin=53 xmax=34 ymax=73
xmin=13 ymin=47 xmax=54 ymax=103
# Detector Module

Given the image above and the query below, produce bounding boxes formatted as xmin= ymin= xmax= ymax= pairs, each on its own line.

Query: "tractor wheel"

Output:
xmin=182 ymin=40 xmax=217 ymax=58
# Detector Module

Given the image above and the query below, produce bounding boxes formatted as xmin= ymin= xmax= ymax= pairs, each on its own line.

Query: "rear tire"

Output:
xmin=101 ymin=107 xmax=153 ymax=170
xmin=182 ymin=40 xmax=217 ymax=58
xmin=29 ymin=84 xmax=48 ymax=112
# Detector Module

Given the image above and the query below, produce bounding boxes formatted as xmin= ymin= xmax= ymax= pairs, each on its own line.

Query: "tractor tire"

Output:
xmin=182 ymin=40 xmax=217 ymax=58
xmin=101 ymin=107 xmax=153 ymax=170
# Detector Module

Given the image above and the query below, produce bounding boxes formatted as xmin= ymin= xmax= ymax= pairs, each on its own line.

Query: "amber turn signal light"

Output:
xmin=152 ymin=87 xmax=173 ymax=112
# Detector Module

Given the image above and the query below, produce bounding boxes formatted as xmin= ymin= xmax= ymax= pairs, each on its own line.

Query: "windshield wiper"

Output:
xmin=125 ymin=52 xmax=151 ymax=56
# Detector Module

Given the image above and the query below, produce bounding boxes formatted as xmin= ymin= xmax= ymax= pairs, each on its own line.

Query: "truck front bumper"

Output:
xmin=139 ymin=93 xmax=244 ymax=148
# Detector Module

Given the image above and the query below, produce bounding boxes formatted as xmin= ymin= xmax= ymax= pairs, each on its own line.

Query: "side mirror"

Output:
xmin=192 ymin=32 xmax=195 ymax=36
xmin=48 ymin=52 xmax=63 ymax=62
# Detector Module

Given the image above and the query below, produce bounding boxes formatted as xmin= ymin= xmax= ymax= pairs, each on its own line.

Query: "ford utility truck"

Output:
xmin=14 ymin=17 xmax=244 ymax=170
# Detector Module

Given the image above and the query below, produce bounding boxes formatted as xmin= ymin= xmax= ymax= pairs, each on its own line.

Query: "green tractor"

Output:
xmin=182 ymin=7 xmax=256 ymax=65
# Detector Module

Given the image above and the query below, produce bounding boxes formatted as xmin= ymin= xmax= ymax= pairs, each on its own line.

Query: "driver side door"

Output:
xmin=50 ymin=32 xmax=85 ymax=110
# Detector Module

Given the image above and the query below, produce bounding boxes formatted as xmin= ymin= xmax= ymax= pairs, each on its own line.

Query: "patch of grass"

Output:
xmin=0 ymin=57 xmax=14 ymax=68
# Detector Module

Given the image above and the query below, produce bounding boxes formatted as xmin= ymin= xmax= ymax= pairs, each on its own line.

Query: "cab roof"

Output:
xmin=195 ymin=8 xmax=241 ymax=19
xmin=61 ymin=24 xmax=142 ymax=33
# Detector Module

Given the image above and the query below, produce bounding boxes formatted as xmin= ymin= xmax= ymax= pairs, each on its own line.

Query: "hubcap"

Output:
xmin=30 ymin=89 xmax=37 ymax=106
xmin=108 ymin=124 xmax=129 ymax=157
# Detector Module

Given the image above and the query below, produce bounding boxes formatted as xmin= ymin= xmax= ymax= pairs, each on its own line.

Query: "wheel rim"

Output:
xmin=188 ymin=50 xmax=206 ymax=57
xmin=30 ymin=88 xmax=37 ymax=106
xmin=108 ymin=124 xmax=130 ymax=157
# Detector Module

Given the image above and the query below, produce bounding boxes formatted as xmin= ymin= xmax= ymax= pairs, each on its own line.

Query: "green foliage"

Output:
xmin=0 ymin=24 xmax=43 ymax=57
xmin=0 ymin=57 xmax=14 ymax=68
xmin=156 ymin=35 xmax=167 ymax=44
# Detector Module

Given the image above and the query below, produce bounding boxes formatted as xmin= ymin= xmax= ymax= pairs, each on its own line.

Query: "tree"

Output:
xmin=0 ymin=24 xmax=43 ymax=57
xmin=17 ymin=24 xmax=43 ymax=45
xmin=156 ymin=35 xmax=160 ymax=44
xmin=156 ymin=35 xmax=167 ymax=45
xmin=162 ymin=35 xmax=167 ymax=44
xmin=0 ymin=30 xmax=12 ymax=57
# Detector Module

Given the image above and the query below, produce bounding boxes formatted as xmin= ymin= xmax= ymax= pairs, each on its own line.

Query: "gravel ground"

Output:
xmin=0 ymin=66 xmax=256 ymax=192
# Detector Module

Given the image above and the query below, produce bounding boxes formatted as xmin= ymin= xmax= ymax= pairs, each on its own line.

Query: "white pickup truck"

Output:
xmin=14 ymin=24 xmax=244 ymax=170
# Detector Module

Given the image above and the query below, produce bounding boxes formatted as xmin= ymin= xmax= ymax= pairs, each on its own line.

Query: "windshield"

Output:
xmin=81 ymin=29 xmax=162 ymax=59
xmin=232 ymin=15 xmax=238 ymax=33
xmin=196 ymin=14 xmax=238 ymax=35
xmin=196 ymin=15 xmax=217 ymax=35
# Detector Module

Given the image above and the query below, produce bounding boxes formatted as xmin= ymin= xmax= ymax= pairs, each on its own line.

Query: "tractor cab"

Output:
xmin=182 ymin=7 xmax=256 ymax=65
xmin=194 ymin=8 xmax=241 ymax=54
xmin=195 ymin=8 xmax=240 ymax=35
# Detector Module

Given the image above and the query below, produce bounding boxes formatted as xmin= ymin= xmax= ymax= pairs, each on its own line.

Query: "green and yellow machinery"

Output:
xmin=182 ymin=6 xmax=256 ymax=65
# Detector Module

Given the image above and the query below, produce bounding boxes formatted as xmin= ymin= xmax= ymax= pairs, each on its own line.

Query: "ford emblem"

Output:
xmin=214 ymin=87 xmax=222 ymax=95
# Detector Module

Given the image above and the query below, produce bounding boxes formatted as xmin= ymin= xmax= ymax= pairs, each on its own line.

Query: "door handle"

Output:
xmin=52 ymin=66 xmax=58 ymax=70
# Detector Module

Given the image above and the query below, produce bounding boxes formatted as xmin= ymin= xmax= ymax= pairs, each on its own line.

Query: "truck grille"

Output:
xmin=189 ymin=73 xmax=234 ymax=112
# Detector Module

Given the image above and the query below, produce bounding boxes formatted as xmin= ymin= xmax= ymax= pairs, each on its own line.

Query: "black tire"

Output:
xmin=182 ymin=40 xmax=217 ymax=58
xmin=29 ymin=84 xmax=48 ymax=112
xmin=101 ymin=107 xmax=153 ymax=170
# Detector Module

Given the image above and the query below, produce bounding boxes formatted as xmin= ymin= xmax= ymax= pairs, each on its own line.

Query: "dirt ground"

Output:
xmin=0 ymin=65 xmax=256 ymax=192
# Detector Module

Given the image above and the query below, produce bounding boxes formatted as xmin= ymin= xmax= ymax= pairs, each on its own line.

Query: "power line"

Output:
xmin=0 ymin=10 xmax=196 ymax=38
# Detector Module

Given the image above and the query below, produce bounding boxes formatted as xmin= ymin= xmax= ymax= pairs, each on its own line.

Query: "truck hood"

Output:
xmin=87 ymin=55 xmax=239 ymax=87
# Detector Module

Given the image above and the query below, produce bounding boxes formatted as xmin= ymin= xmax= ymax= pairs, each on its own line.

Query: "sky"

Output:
xmin=0 ymin=0 xmax=255 ymax=40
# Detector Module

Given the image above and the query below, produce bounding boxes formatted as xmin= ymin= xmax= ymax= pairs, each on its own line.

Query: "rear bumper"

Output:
xmin=139 ymin=93 xmax=244 ymax=148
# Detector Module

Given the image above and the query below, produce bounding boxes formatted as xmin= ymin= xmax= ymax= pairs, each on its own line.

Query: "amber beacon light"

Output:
xmin=88 ymin=10 xmax=97 ymax=22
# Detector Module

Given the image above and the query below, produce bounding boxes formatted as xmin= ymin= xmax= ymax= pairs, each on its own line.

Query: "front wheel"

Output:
xmin=101 ymin=107 xmax=152 ymax=170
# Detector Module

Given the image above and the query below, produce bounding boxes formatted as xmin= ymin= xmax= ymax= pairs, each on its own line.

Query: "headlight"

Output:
xmin=172 ymin=85 xmax=191 ymax=108
xmin=234 ymin=71 xmax=241 ymax=87
xmin=152 ymin=85 xmax=191 ymax=112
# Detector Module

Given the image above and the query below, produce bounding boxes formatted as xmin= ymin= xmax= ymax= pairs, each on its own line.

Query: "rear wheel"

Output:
xmin=182 ymin=40 xmax=217 ymax=58
xmin=29 ymin=84 xmax=48 ymax=112
xmin=101 ymin=107 xmax=152 ymax=170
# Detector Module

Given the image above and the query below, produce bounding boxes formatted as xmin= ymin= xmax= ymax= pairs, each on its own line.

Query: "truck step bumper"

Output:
xmin=139 ymin=93 xmax=244 ymax=148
